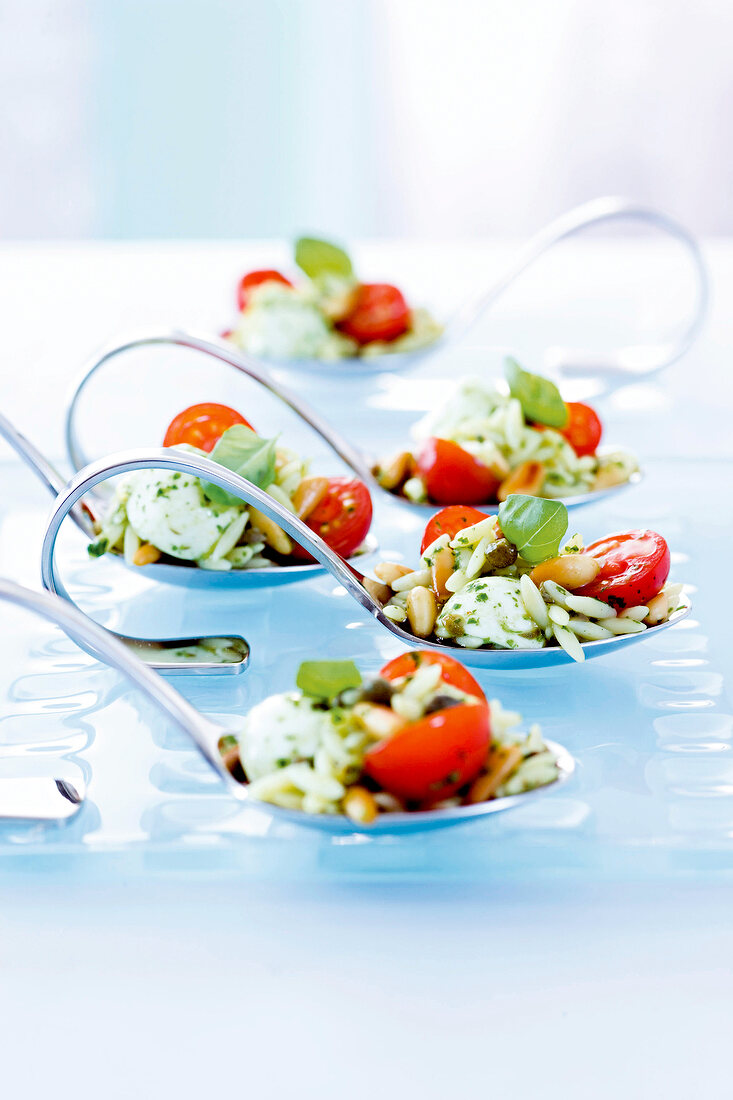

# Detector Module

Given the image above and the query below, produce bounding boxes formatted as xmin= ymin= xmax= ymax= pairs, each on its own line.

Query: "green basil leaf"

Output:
xmin=295 ymin=236 xmax=353 ymax=279
xmin=296 ymin=660 xmax=362 ymax=701
xmin=201 ymin=425 xmax=278 ymax=506
xmin=504 ymin=357 xmax=568 ymax=428
xmin=498 ymin=494 xmax=568 ymax=564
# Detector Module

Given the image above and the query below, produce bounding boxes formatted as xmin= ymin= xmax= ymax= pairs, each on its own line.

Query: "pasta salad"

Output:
xmin=223 ymin=236 xmax=442 ymax=362
xmin=220 ymin=652 xmax=562 ymax=822
xmin=374 ymin=358 xmax=638 ymax=505
xmin=370 ymin=496 xmax=684 ymax=662
xmin=88 ymin=401 xmax=372 ymax=571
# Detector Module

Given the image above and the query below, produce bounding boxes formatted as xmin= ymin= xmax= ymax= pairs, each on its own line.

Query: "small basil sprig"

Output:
xmin=296 ymin=660 xmax=362 ymax=701
xmin=295 ymin=236 xmax=353 ymax=280
xmin=505 ymin=357 xmax=568 ymax=428
xmin=498 ymin=494 xmax=568 ymax=564
xmin=200 ymin=425 xmax=277 ymax=506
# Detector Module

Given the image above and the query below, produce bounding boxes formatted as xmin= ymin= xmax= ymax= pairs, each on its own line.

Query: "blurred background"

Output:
xmin=2 ymin=0 xmax=731 ymax=241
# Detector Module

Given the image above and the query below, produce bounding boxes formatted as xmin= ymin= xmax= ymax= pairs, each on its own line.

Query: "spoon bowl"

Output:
xmin=43 ymin=449 xmax=692 ymax=671
xmin=229 ymin=196 xmax=708 ymax=382
xmin=0 ymin=578 xmax=575 ymax=835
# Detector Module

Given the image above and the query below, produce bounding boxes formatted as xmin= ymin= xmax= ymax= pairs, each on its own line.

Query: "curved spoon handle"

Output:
xmin=0 ymin=411 xmax=96 ymax=538
xmin=65 ymin=329 xmax=376 ymax=482
xmin=450 ymin=196 xmax=708 ymax=379
xmin=40 ymin=445 xmax=387 ymax=632
xmin=0 ymin=576 xmax=232 ymax=785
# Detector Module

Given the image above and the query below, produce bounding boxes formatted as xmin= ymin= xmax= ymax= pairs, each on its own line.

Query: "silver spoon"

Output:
xmin=0 ymin=577 xmax=574 ymax=834
xmin=65 ymin=328 xmax=643 ymax=519
xmin=42 ymin=447 xmax=692 ymax=671
xmin=0 ymin=412 xmax=249 ymax=673
xmin=0 ymin=776 xmax=85 ymax=823
xmin=232 ymin=196 xmax=708 ymax=380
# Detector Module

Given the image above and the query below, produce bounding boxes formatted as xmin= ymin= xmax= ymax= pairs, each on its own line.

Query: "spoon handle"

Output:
xmin=0 ymin=577 xmax=231 ymax=783
xmin=450 ymin=196 xmax=708 ymax=380
xmin=40 ymin=445 xmax=386 ymax=629
xmin=0 ymin=411 xmax=96 ymax=537
xmin=65 ymin=329 xmax=376 ymax=482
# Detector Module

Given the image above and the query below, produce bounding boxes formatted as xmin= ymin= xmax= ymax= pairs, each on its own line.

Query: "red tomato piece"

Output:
xmin=420 ymin=505 xmax=491 ymax=555
xmin=379 ymin=650 xmax=486 ymax=701
xmin=163 ymin=403 xmax=254 ymax=453
xmin=290 ymin=477 xmax=372 ymax=560
xmin=363 ymin=702 xmax=490 ymax=802
xmin=557 ymin=402 xmax=602 ymax=457
xmin=417 ymin=438 xmax=500 ymax=505
xmin=337 ymin=283 xmax=410 ymax=344
xmin=237 ymin=269 xmax=293 ymax=311
xmin=576 ymin=529 xmax=670 ymax=610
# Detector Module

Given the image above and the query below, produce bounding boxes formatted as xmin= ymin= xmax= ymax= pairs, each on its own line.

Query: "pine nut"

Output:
xmin=644 ymin=591 xmax=670 ymax=626
xmin=431 ymin=546 xmax=455 ymax=601
xmin=497 ymin=460 xmax=545 ymax=502
xmin=249 ymin=507 xmax=293 ymax=555
xmin=363 ymin=577 xmax=392 ymax=604
xmin=292 ymin=476 xmax=329 ymax=520
xmin=375 ymin=451 xmax=414 ymax=491
xmin=133 ymin=542 xmax=161 ymax=566
xmin=343 ymin=785 xmax=378 ymax=824
xmin=406 ymin=585 xmax=438 ymax=638
xmin=375 ymin=561 xmax=413 ymax=585
xmin=530 ymin=553 xmax=600 ymax=590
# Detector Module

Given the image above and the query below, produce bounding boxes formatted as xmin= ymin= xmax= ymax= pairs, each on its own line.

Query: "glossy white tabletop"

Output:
xmin=1 ymin=238 xmax=732 ymax=1100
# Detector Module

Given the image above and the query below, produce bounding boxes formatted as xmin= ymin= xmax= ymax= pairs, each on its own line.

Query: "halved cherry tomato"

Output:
xmin=417 ymin=438 xmax=500 ymax=506
xmin=290 ymin=477 xmax=372 ymax=560
xmin=576 ymin=529 xmax=670 ymax=610
xmin=237 ymin=269 xmax=293 ymax=311
xmin=364 ymin=701 xmax=490 ymax=802
xmin=163 ymin=403 xmax=254 ymax=453
xmin=337 ymin=283 xmax=410 ymax=344
xmin=557 ymin=402 xmax=602 ymax=457
xmin=420 ymin=505 xmax=491 ymax=555
xmin=379 ymin=651 xmax=486 ymax=701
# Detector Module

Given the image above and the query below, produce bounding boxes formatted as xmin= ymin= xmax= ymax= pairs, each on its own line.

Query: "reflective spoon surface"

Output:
xmin=0 ymin=411 xmax=249 ymax=674
xmin=0 ymin=578 xmax=574 ymax=834
xmin=195 ymin=196 xmax=708 ymax=380
xmin=42 ymin=448 xmax=692 ymax=672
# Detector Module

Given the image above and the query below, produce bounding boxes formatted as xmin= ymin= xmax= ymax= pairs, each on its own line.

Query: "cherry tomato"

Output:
xmin=576 ymin=529 xmax=670 ymax=610
xmin=237 ymin=269 xmax=293 ymax=311
xmin=364 ymin=701 xmax=490 ymax=802
xmin=420 ymin=505 xmax=491 ymax=555
xmin=557 ymin=402 xmax=602 ymax=457
xmin=163 ymin=403 xmax=254 ymax=453
xmin=290 ymin=477 xmax=373 ymax=560
xmin=380 ymin=651 xmax=486 ymax=701
xmin=337 ymin=283 xmax=410 ymax=344
xmin=417 ymin=438 xmax=500 ymax=505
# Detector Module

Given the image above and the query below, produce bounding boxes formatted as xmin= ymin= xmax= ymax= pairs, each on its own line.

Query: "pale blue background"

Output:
xmin=2 ymin=0 xmax=733 ymax=239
